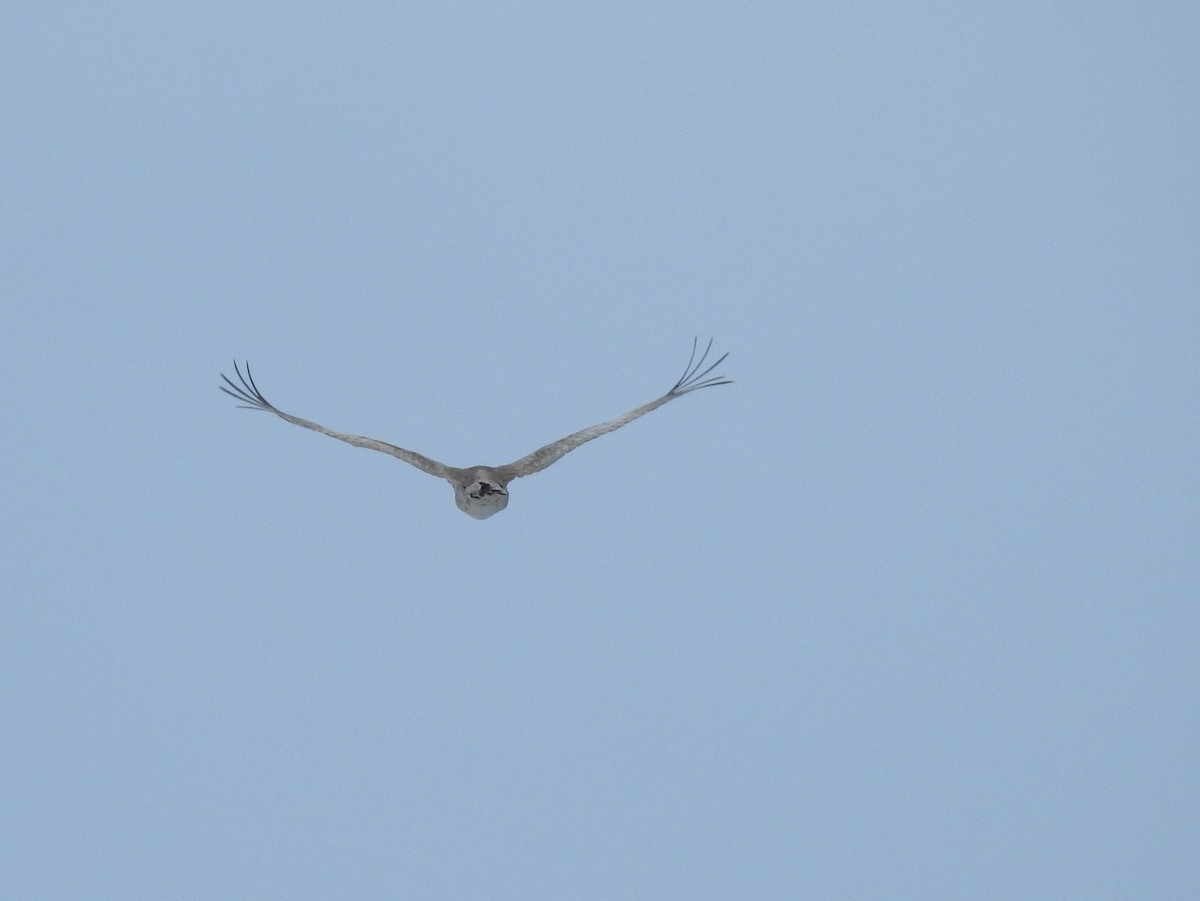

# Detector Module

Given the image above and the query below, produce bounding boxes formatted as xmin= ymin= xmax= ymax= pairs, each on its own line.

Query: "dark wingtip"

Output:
xmin=220 ymin=359 xmax=273 ymax=410
xmin=669 ymin=338 xmax=731 ymax=396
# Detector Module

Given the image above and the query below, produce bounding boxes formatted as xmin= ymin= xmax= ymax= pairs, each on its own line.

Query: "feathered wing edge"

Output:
xmin=668 ymin=337 xmax=733 ymax=396
xmin=495 ymin=338 xmax=731 ymax=481
xmin=219 ymin=361 xmax=453 ymax=480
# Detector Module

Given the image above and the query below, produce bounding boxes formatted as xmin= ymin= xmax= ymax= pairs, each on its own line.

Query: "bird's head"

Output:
xmin=452 ymin=472 xmax=510 ymax=519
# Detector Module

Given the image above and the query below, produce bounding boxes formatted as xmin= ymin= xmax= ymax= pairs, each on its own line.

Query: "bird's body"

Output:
xmin=220 ymin=339 xmax=730 ymax=519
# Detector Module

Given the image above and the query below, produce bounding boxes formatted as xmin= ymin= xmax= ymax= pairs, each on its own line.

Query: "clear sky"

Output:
xmin=2 ymin=4 xmax=1196 ymax=899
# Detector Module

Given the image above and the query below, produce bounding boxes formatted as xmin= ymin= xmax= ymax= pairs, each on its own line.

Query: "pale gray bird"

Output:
xmin=220 ymin=339 xmax=731 ymax=519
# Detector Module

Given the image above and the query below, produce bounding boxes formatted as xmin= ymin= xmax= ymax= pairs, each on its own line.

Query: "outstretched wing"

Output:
xmin=495 ymin=338 xmax=731 ymax=481
xmin=219 ymin=361 xmax=453 ymax=480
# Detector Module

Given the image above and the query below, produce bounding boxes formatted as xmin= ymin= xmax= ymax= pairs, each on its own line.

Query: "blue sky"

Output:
xmin=2 ymin=3 xmax=1197 ymax=898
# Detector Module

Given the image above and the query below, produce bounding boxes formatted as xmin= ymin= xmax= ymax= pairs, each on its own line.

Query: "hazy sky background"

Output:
xmin=2 ymin=4 xmax=1196 ymax=898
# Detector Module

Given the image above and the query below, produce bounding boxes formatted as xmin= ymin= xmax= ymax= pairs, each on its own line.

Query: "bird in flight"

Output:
xmin=220 ymin=339 xmax=731 ymax=519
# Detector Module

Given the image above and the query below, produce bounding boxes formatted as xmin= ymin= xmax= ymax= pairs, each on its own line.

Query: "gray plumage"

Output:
xmin=220 ymin=339 xmax=730 ymax=519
